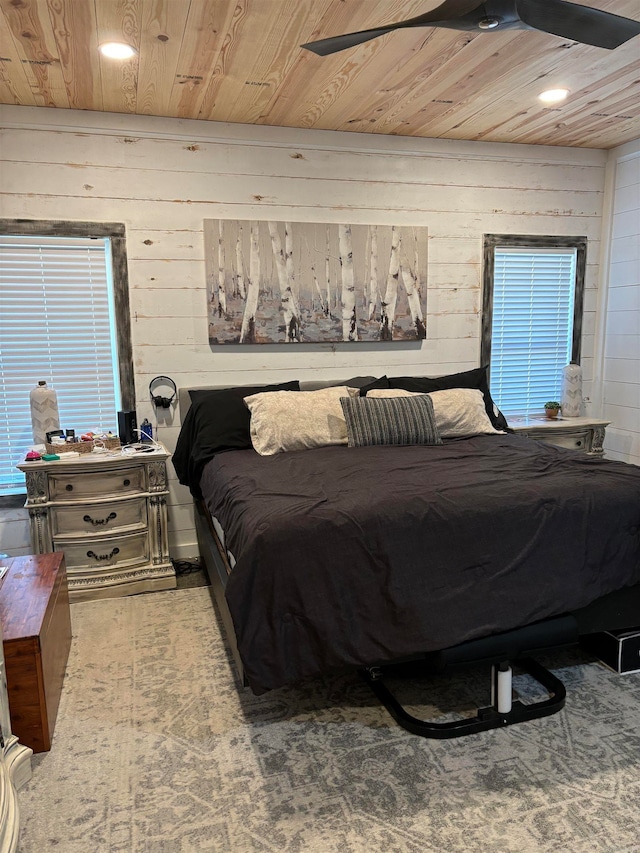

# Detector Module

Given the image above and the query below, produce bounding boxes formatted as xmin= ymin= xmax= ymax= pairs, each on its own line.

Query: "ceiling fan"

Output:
xmin=301 ymin=0 xmax=640 ymax=54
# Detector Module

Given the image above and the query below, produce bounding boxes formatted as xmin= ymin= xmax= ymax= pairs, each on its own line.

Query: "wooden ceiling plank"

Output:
xmin=222 ymin=0 xmax=328 ymax=126
xmin=166 ymin=0 xmax=236 ymax=119
xmin=258 ymin=0 xmax=429 ymax=129
xmin=0 ymin=0 xmax=70 ymax=108
xmin=408 ymin=37 xmax=579 ymax=139
xmin=480 ymin=63 xmax=640 ymax=147
xmin=363 ymin=32 xmax=529 ymax=137
xmin=95 ymin=0 xmax=143 ymax=115
xmin=184 ymin=0 xmax=280 ymax=123
xmin=514 ymin=86 xmax=640 ymax=147
xmin=0 ymin=4 xmax=38 ymax=105
xmin=47 ymin=0 xmax=103 ymax=111
xmin=387 ymin=24 xmax=639 ymax=144
xmin=187 ymin=0 xmax=255 ymax=122
xmin=310 ymin=28 xmax=474 ymax=133
xmin=137 ymin=0 xmax=192 ymax=117
xmin=201 ymin=0 xmax=346 ymax=126
xmin=487 ymin=41 xmax=640 ymax=136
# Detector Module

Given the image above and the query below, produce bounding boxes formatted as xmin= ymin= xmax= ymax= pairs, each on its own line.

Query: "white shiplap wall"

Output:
xmin=0 ymin=105 xmax=608 ymax=558
xmin=602 ymin=140 xmax=640 ymax=466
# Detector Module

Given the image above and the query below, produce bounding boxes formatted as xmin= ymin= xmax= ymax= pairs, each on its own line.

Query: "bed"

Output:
xmin=173 ymin=370 xmax=640 ymax=737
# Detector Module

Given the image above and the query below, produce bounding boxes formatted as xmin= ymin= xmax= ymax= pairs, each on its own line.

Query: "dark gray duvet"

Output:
xmin=200 ymin=434 xmax=640 ymax=694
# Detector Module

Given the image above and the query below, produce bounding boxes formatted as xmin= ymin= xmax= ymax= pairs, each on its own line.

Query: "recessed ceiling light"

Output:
xmin=99 ymin=42 xmax=137 ymax=60
xmin=538 ymin=88 xmax=570 ymax=105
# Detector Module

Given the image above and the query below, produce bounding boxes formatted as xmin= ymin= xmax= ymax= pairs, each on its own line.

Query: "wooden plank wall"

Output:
xmin=602 ymin=142 xmax=640 ymax=466
xmin=0 ymin=105 xmax=609 ymax=558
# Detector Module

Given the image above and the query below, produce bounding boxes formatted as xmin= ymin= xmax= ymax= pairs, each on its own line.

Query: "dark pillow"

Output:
xmin=385 ymin=367 xmax=508 ymax=431
xmin=340 ymin=394 xmax=442 ymax=448
xmin=300 ymin=376 xmax=377 ymax=391
xmin=172 ymin=381 xmax=300 ymax=497
xmin=359 ymin=376 xmax=391 ymax=396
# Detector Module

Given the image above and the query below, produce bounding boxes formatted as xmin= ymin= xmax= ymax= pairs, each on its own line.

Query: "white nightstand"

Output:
xmin=508 ymin=416 xmax=610 ymax=456
xmin=17 ymin=445 xmax=176 ymax=602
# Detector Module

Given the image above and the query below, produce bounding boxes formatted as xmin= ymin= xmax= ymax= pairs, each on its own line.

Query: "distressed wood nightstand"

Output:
xmin=508 ymin=416 xmax=610 ymax=456
xmin=17 ymin=446 xmax=176 ymax=602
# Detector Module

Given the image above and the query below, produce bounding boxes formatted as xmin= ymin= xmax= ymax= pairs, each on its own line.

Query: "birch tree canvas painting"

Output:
xmin=204 ymin=220 xmax=428 ymax=344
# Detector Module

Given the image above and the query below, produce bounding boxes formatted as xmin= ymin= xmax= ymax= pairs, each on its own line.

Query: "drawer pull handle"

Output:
xmin=65 ymin=484 xmax=73 ymax=492
xmin=576 ymin=440 xmax=582 ymax=447
xmin=123 ymin=478 xmax=131 ymax=487
xmin=83 ymin=512 xmax=117 ymax=526
xmin=87 ymin=547 xmax=120 ymax=562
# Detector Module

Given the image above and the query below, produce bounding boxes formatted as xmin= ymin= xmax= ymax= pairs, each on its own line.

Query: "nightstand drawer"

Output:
xmin=50 ymin=497 xmax=148 ymax=537
xmin=55 ymin=530 xmax=149 ymax=571
xmin=539 ymin=431 xmax=590 ymax=452
xmin=49 ymin=466 xmax=145 ymax=501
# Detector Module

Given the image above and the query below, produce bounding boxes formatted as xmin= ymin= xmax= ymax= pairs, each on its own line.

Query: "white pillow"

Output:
xmin=367 ymin=387 xmax=502 ymax=438
xmin=244 ymin=386 xmax=359 ymax=455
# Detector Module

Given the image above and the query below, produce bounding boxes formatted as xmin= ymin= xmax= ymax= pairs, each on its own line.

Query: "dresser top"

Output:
xmin=508 ymin=416 xmax=610 ymax=430
xmin=17 ymin=444 xmax=169 ymax=472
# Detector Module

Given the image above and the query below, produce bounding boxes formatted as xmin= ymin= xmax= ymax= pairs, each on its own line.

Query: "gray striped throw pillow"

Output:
xmin=340 ymin=394 xmax=442 ymax=448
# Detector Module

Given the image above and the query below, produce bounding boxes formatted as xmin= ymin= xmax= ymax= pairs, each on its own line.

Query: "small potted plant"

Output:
xmin=544 ymin=401 xmax=561 ymax=419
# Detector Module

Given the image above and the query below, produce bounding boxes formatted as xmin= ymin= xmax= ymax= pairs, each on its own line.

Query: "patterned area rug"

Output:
xmin=17 ymin=588 xmax=640 ymax=853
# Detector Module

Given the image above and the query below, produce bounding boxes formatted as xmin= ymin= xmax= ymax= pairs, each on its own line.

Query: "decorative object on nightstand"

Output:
xmin=29 ymin=380 xmax=60 ymax=445
xmin=509 ymin=416 xmax=610 ymax=456
xmin=561 ymin=361 xmax=583 ymax=417
xmin=544 ymin=401 xmax=561 ymax=420
xmin=17 ymin=445 xmax=176 ymax=602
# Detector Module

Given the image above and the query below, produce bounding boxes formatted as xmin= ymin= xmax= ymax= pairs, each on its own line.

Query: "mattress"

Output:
xmin=199 ymin=434 xmax=640 ymax=693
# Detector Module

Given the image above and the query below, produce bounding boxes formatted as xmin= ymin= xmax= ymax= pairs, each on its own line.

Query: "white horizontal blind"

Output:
xmin=489 ymin=247 xmax=577 ymax=415
xmin=0 ymin=235 xmax=121 ymax=493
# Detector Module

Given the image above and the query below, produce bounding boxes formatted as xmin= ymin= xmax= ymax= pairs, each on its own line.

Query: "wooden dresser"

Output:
xmin=0 ymin=555 xmax=32 ymax=852
xmin=0 ymin=553 xmax=72 ymax=753
xmin=17 ymin=446 xmax=176 ymax=602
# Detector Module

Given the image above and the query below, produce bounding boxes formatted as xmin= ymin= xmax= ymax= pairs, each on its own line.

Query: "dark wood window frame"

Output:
xmin=0 ymin=218 xmax=135 ymax=409
xmin=0 ymin=219 xmax=135 ymax=508
xmin=480 ymin=233 xmax=587 ymax=372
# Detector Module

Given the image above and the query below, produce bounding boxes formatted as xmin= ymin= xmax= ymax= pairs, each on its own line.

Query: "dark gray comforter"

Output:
xmin=200 ymin=435 xmax=640 ymax=693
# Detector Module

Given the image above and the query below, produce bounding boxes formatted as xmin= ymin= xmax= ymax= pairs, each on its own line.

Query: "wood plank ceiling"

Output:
xmin=0 ymin=0 xmax=639 ymax=149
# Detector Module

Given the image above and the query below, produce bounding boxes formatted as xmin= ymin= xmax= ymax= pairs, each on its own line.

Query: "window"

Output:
xmin=481 ymin=234 xmax=586 ymax=416
xmin=0 ymin=221 xmax=134 ymax=496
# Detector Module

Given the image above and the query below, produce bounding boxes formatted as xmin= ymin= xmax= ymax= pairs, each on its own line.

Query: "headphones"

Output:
xmin=149 ymin=376 xmax=177 ymax=409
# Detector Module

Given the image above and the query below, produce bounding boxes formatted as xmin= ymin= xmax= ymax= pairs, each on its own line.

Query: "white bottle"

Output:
xmin=561 ymin=362 xmax=583 ymax=418
xmin=30 ymin=380 xmax=60 ymax=444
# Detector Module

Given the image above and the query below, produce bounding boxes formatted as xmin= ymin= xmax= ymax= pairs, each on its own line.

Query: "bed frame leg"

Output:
xmin=361 ymin=657 xmax=566 ymax=739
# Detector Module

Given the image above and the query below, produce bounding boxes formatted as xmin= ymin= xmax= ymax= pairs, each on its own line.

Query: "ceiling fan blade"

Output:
xmin=516 ymin=0 xmax=640 ymax=49
xmin=301 ymin=27 xmax=397 ymax=56
xmin=301 ymin=0 xmax=480 ymax=55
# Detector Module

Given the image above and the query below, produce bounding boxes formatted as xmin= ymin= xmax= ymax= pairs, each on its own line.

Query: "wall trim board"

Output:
xmin=0 ymin=105 xmax=608 ymax=168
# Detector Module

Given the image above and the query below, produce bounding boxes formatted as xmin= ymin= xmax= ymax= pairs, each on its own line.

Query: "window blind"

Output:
xmin=489 ymin=247 xmax=577 ymax=415
xmin=0 ymin=235 xmax=121 ymax=494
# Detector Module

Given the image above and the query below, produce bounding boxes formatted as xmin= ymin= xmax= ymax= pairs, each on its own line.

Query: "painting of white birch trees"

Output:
xmin=204 ymin=219 xmax=427 ymax=344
